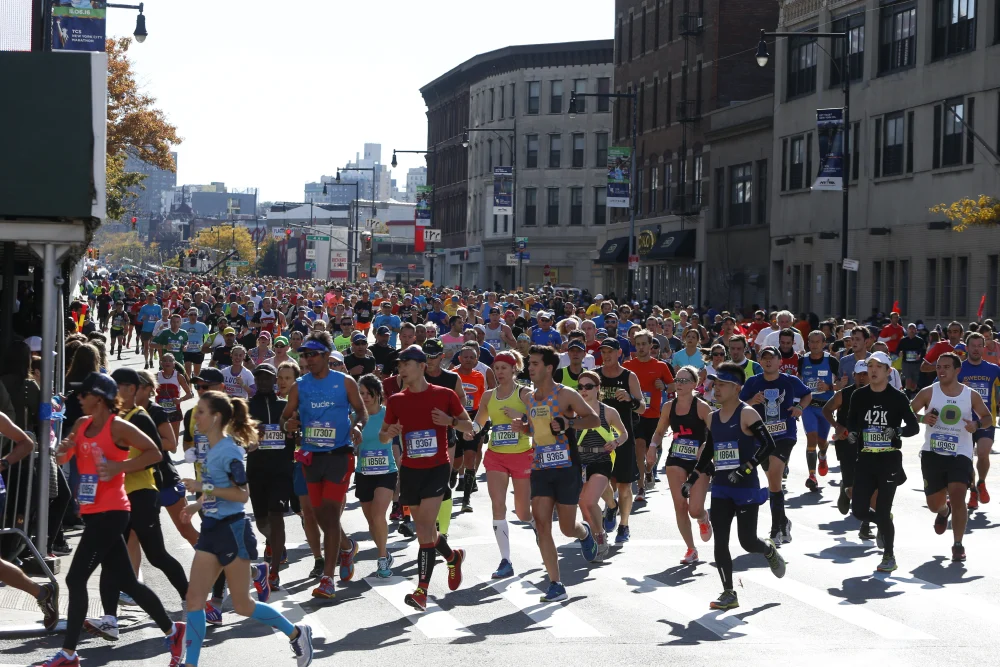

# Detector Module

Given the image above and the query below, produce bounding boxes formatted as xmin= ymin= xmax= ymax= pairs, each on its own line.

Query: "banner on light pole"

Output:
xmin=493 ymin=166 xmax=513 ymax=215
xmin=813 ymin=108 xmax=844 ymax=191
xmin=606 ymin=147 xmax=631 ymax=208
xmin=415 ymin=186 xmax=432 ymax=227
xmin=51 ymin=0 xmax=107 ymax=52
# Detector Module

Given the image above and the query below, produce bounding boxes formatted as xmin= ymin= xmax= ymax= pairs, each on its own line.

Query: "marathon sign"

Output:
xmin=51 ymin=0 xmax=107 ymax=52
xmin=813 ymin=108 xmax=844 ymax=191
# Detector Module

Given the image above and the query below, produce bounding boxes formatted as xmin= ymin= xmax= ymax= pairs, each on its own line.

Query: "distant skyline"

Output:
xmin=105 ymin=0 xmax=612 ymax=203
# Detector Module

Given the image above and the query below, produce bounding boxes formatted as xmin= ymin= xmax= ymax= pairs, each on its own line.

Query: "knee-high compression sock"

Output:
xmin=185 ymin=608 xmax=206 ymax=666
xmin=769 ymin=491 xmax=785 ymax=532
xmin=437 ymin=497 xmax=453 ymax=535
xmin=418 ymin=543 xmax=436 ymax=589
xmin=435 ymin=533 xmax=455 ymax=561
xmin=212 ymin=573 xmax=226 ymax=601
xmin=462 ymin=470 xmax=475 ymax=506
xmin=806 ymin=450 xmax=818 ymax=474
xmin=250 ymin=601 xmax=295 ymax=635
xmin=493 ymin=519 xmax=510 ymax=561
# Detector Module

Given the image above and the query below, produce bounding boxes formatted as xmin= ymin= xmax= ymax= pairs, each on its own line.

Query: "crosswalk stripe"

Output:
xmin=482 ymin=575 xmax=602 ymax=638
xmin=743 ymin=571 xmax=935 ymax=640
xmin=636 ymin=576 xmax=763 ymax=639
xmin=364 ymin=576 xmax=472 ymax=638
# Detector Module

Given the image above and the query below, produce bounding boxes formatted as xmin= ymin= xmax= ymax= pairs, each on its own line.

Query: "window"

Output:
xmin=655 ymin=1 xmax=660 ymax=47
xmin=641 ymin=8 xmax=647 ymax=52
xmin=668 ymin=0 xmax=674 ymax=41
xmin=489 ymin=88 xmax=495 ymax=121
xmin=906 ymin=112 xmax=914 ymax=173
xmin=781 ymin=138 xmax=788 ymax=191
xmin=788 ymin=34 xmax=818 ymax=98
xmin=942 ymin=257 xmax=953 ymax=314
xmin=595 ymin=133 xmax=608 ymax=168
xmin=635 ymin=169 xmax=644 ymax=214
xmin=597 ymin=78 xmax=611 ymax=112
xmin=546 ymin=188 xmax=560 ymax=226
xmin=628 ymin=12 xmax=634 ymax=61
xmin=526 ymin=134 xmax=539 ymax=168
xmin=650 ymin=166 xmax=658 ymax=213
xmin=692 ymin=155 xmax=703 ymax=206
xmin=789 ymin=136 xmax=805 ymax=189
xmin=927 ymin=258 xmax=937 ymax=316
xmin=487 ymin=139 xmax=493 ymax=172
xmin=880 ymin=1 xmax=917 ymax=73
xmin=492 ymin=213 xmax=497 ymax=234
xmin=524 ymin=188 xmax=537 ymax=226
xmin=872 ymin=261 xmax=882 ymax=312
xmin=663 ymin=162 xmax=673 ymax=211
xmin=548 ymin=134 xmax=562 ymax=168
xmin=594 ymin=187 xmax=606 ymax=225
xmin=499 ymin=86 xmax=504 ymax=119
xmin=714 ymin=167 xmax=725 ymax=228
xmin=882 ymin=112 xmax=905 ymax=176
xmin=573 ymin=79 xmax=587 ymax=112
xmin=730 ymin=163 xmax=752 ymax=226
xmin=989 ymin=255 xmax=998 ymax=317
xmin=850 ymin=121 xmax=861 ymax=180
xmin=957 ymin=256 xmax=969 ymax=316
xmin=570 ymin=187 xmax=583 ymax=225
xmin=527 ymin=82 xmax=540 ymax=115
xmin=824 ymin=263 xmax=834 ymax=315
xmin=966 ymin=97 xmax=976 ymax=164
xmin=756 ymin=159 xmax=768 ymax=224
xmin=942 ymin=98 xmax=965 ymax=167
xmin=900 ymin=259 xmax=909 ymax=314
xmin=617 ymin=18 xmax=623 ymax=63
xmin=831 ymin=14 xmax=865 ymax=85
xmin=886 ymin=260 xmax=896 ymax=311
xmin=696 ymin=61 xmax=703 ymax=114
xmin=572 ymin=133 xmax=585 ymax=168
xmin=550 ymin=80 xmax=563 ymax=114
xmin=652 ymin=77 xmax=658 ymax=128
xmin=933 ymin=0 xmax=977 ymax=59
xmin=510 ymin=83 xmax=515 ymax=116
xmin=638 ymin=82 xmax=645 ymax=132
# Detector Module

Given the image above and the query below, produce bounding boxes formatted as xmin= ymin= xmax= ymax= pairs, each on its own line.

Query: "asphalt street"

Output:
xmin=2 ymin=348 xmax=999 ymax=666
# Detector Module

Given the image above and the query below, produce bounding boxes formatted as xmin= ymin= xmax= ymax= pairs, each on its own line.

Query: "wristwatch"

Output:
xmin=451 ymin=416 xmax=457 ymax=427
xmin=202 ymin=482 xmax=215 ymax=494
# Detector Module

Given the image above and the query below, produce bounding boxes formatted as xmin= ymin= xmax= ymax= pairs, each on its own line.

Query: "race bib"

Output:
xmin=259 ymin=424 xmax=286 ymax=450
xmin=168 ymin=341 xmax=182 ymax=352
xmin=670 ymin=437 xmax=699 ymax=461
xmin=930 ymin=433 xmax=959 ymax=456
xmin=905 ymin=351 xmax=919 ymax=362
xmin=491 ymin=424 xmax=520 ymax=446
xmin=535 ymin=443 xmax=571 ymax=469
xmin=642 ymin=391 xmax=652 ymax=405
xmin=304 ymin=422 xmax=337 ymax=449
xmin=405 ymin=429 xmax=438 ymax=458
xmin=970 ymin=384 xmax=990 ymax=400
xmin=862 ymin=427 xmax=893 ymax=452
xmin=464 ymin=393 xmax=474 ymax=410
xmin=201 ymin=473 xmax=218 ymax=515
xmin=159 ymin=399 xmax=176 ymax=412
xmin=714 ymin=440 xmax=740 ymax=471
xmin=765 ymin=420 xmax=787 ymax=435
xmin=78 ymin=473 xmax=98 ymax=504
xmin=194 ymin=434 xmax=209 ymax=462
xmin=360 ymin=447 xmax=391 ymax=474
xmin=186 ymin=339 xmax=202 ymax=351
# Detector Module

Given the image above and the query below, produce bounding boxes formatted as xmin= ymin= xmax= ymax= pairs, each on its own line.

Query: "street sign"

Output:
xmin=424 ymin=252 xmax=436 ymax=258
xmin=304 ymin=260 xmax=316 ymax=271
xmin=543 ymin=264 xmax=551 ymax=276
xmin=518 ymin=251 xmax=530 ymax=260
xmin=305 ymin=249 xmax=316 ymax=260
xmin=229 ymin=266 xmax=238 ymax=276
xmin=506 ymin=253 xmax=518 ymax=267
xmin=226 ymin=260 xmax=249 ymax=267
xmin=408 ymin=263 xmax=417 ymax=270
xmin=628 ymin=254 xmax=640 ymax=270
xmin=423 ymin=228 xmax=442 ymax=243
xmin=843 ymin=258 xmax=859 ymax=272
xmin=516 ymin=237 xmax=528 ymax=250
xmin=307 ymin=235 xmax=329 ymax=242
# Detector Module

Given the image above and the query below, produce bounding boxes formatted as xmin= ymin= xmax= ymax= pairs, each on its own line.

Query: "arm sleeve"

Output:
xmin=749 ymin=417 xmax=777 ymax=465
xmin=829 ymin=356 xmax=840 ymax=377
xmin=693 ymin=429 xmax=715 ymax=475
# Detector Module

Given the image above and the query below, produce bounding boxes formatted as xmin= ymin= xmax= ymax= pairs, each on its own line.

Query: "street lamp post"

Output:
xmin=39 ymin=1 xmax=148 ymax=50
xmin=336 ymin=166 xmax=380 ymax=281
xmin=569 ymin=90 xmax=637 ymax=303
xmin=756 ymin=29 xmax=850 ymax=318
xmin=461 ymin=122 xmax=517 ymax=291
xmin=392 ymin=148 xmax=438 ymax=286
xmin=323 ymin=180 xmax=360 ymax=281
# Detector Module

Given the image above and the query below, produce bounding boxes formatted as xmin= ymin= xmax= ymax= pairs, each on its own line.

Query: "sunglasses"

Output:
xmin=712 ymin=352 xmax=726 ymax=357
xmin=300 ymin=350 xmax=323 ymax=359
xmin=578 ymin=383 xmax=598 ymax=391
xmin=353 ymin=341 xmax=368 ymax=346
xmin=675 ymin=378 xmax=694 ymax=385
xmin=195 ymin=384 xmax=212 ymax=391
xmin=274 ymin=343 xmax=287 ymax=348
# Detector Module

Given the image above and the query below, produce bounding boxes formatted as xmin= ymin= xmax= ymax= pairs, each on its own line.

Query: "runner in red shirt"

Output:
xmin=624 ymin=330 xmax=675 ymax=501
xmin=922 ymin=321 xmax=968 ymax=372
xmin=878 ymin=312 xmax=905 ymax=355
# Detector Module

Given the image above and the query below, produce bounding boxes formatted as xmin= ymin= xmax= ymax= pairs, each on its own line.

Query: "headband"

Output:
xmin=715 ymin=370 xmax=744 ymax=386
xmin=298 ymin=339 xmax=330 ymax=353
xmin=494 ymin=353 xmax=518 ymax=368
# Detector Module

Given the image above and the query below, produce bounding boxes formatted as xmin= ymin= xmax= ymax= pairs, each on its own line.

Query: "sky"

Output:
xmin=105 ymin=0 xmax=613 ymax=203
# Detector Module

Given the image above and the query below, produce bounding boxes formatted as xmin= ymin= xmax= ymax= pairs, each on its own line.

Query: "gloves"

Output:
xmin=727 ymin=462 xmax=754 ymax=485
xmin=884 ymin=427 xmax=897 ymax=441
xmin=846 ymin=432 xmax=858 ymax=445
xmin=184 ymin=448 xmax=197 ymax=464
xmin=680 ymin=472 xmax=699 ymax=499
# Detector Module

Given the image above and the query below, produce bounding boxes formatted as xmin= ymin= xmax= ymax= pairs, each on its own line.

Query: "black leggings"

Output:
xmin=99 ymin=489 xmax=188 ymax=616
xmin=851 ymin=452 xmax=902 ymax=557
xmin=710 ymin=497 xmax=772 ymax=591
xmin=65 ymin=511 xmax=173 ymax=651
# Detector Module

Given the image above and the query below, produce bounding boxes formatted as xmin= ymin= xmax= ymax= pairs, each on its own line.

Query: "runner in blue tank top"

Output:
xmin=681 ymin=362 xmax=787 ymax=612
xmin=281 ymin=331 xmax=367 ymax=601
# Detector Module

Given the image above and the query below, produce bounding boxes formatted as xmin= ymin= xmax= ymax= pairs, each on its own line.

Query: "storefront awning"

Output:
xmin=646 ymin=230 xmax=696 ymax=260
xmin=596 ymin=236 xmax=630 ymax=264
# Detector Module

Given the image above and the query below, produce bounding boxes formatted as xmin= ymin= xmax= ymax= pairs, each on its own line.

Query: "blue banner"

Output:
xmin=51 ymin=1 xmax=107 ymax=52
xmin=415 ymin=185 xmax=432 ymax=227
xmin=813 ymin=108 xmax=844 ymax=191
xmin=606 ymin=146 xmax=631 ymax=208
xmin=493 ymin=166 xmax=513 ymax=215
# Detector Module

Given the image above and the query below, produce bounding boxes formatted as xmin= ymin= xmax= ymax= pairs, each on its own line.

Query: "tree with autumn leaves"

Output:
xmin=106 ymin=36 xmax=181 ymax=221
xmin=929 ymin=195 xmax=1000 ymax=231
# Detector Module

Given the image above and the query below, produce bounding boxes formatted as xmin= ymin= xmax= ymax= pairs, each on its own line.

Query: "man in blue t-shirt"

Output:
xmin=372 ymin=301 xmax=402 ymax=348
xmin=136 ymin=292 xmax=162 ymax=365
xmin=529 ymin=311 xmax=563 ymax=348
xmin=959 ymin=332 xmax=1000 ymax=507
xmin=426 ymin=299 xmax=448 ymax=335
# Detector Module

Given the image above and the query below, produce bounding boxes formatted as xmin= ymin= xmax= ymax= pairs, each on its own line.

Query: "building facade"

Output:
xmin=769 ymin=0 xmax=1000 ymax=324
xmin=599 ymin=0 xmax=779 ymax=306
xmin=125 ymin=151 xmax=177 ymax=222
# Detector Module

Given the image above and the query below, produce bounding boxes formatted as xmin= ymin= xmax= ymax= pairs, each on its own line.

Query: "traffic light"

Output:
xmin=285 ymin=229 xmax=293 ymax=239
xmin=131 ymin=216 xmax=137 ymax=230
xmin=364 ymin=235 xmax=372 ymax=251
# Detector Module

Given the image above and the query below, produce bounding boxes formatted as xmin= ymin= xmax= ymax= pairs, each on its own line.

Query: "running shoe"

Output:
xmin=404 ymin=587 xmax=427 ymax=612
xmin=390 ymin=502 xmax=403 ymax=521
xmin=83 ymin=615 xmax=118 ymax=641
xmin=376 ymin=556 xmax=393 ymax=579
xmin=635 ymin=488 xmax=646 ymax=504
xmin=978 ymin=481 xmax=991 ymax=504
xmin=952 ymin=543 xmax=967 ymax=562
xmin=680 ymin=547 xmax=699 ymax=565
xmin=205 ymin=601 xmax=222 ymax=626
xmin=858 ymin=523 xmax=876 ymax=541
xmin=699 ymin=518 xmax=713 ymax=542
xmin=166 ymin=621 xmax=185 ymax=667
xmin=818 ymin=456 xmax=829 ymax=477
xmin=876 ymin=556 xmax=898 ymax=573
xmin=615 ymin=525 xmax=631 ymax=544
xmin=969 ymin=488 xmax=979 ymax=511
xmin=398 ymin=521 xmax=415 ymax=538
xmin=309 ymin=557 xmax=325 ymax=578
xmin=710 ymin=589 xmax=739 ymax=610
xmin=253 ymin=562 xmax=271 ymax=603
xmin=447 ymin=548 xmax=465 ymax=591
xmin=290 ymin=624 xmax=314 ymax=667
xmin=935 ymin=503 xmax=951 ymax=535
xmin=646 ymin=472 xmax=655 ymax=488
xmin=269 ymin=569 xmax=281 ymax=591
xmin=780 ymin=518 xmax=793 ymax=544
xmin=837 ymin=487 xmax=851 ymax=515
xmin=339 ymin=537 xmax=358 ymax=582
xmin=595 ymin=533 xmax=609 ymax=562
xmin=37 ymin=582 xmax=59 ymax=631
xmin=312 ymin=575 xmax=336 ymax=600
xmin=579 ymin=524 xmax=598 ymax=562
xmin=540 ymin=581 xmax=567 ymax=603
xmin=461 ymin=503 xmax=474 ymax=513
xmin=119 ymin=591 xmax=137 ymax=606
xmin=805 ymin=474 xmax=819 ymax=492
xmin=770 ymin=527 xmax=782 ymax=546
xmin=492 ymin=558 xmax=514 ymax=579
xmin=765 ymin=540 xmax=786 ymax=577
xmin=35 ymin=651 xmax=79 ymax=666
xmin=603 ymin=504 xmax=618 ymax=533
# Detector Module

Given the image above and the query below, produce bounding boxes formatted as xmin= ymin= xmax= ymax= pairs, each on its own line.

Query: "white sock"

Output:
xmin=493 ymin=519 xmax=510 ymax=561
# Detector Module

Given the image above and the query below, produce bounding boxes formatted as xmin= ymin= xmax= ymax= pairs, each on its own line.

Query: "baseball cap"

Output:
xmin=504 ymin=310 xmax=516 ymax=318
xmin=330 ymin=351 xmax=346 ymax=364
xmin=258 ymin=330 xmax=271 ymax=340
xmin=376 ymin=326 xmax=391 ymax=336
xmin=867 ymin=351 xmax=892 ymax=367
xmin=351 ymin=332 xmax=367 ymax=343
xmin=399 ymin=345 xmax=428 ymax=363
xmin=25 ymin=336 xmax=42 ymax=352
xmin=252 ymin=363 xmax=277 ymax=377
xmin=854 ymin=359 xmax=870 ymax=374
xmin=600 ymin=338 xmax=621 ymax=351
xmin=422 ymin=339 xmax=445 ymax=357
xmin=110 ymin=368 xmax=141 ymax=387
xmin=759 ymin=346 xmax=779 ymax=358
xmin=273 ymin=336 xmax=289 ymax=347
xmin=594 ymin=294 xmax=604 ymax=300
xmin=79 ymin=372 xmax=118 ymax=401
xmin=298 ymin=339 xmax=331 ymax=354
xmin=473 ymin=324 xmax=486 ymax=333
xmin=223 ymin=327 xmax=236 ymax=336
xmin=567 ymin=340 xmax=586 ymax=352
xmin=538 ymin=311 xmax=553 ymax=320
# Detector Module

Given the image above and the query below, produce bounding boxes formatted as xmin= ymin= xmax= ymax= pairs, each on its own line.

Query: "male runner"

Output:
xmin=823 ymin=360 xmax=871 ymax=520
xmin=624 ymin=330 xmax=674 ymax=500
xmin=957 ymin=332 xmax=1000 ymax=510
xmin=181 ymin=308 xmax=210 ymax=379
xmin=799 ymin=330 xmax=839 ymax=490
xmin=136 ymin=292 xmax=162 ymax=369
xmin=727 ymin=334 xmax=762 ymax=381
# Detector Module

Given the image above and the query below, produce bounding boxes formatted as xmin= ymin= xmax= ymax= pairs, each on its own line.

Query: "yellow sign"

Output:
xmin=421 ymin=280 xmax=433 ymax=288
xmin=637 ymin=230 xmax=657 ymax=256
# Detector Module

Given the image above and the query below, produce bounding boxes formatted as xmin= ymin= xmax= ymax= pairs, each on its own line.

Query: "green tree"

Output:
xmin=94 ymin=229 xmax=161 ymax=266
xmin=191 ymin=226 xmax=259 ymax=276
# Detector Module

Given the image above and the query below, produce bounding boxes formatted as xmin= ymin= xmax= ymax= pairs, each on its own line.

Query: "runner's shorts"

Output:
xmin=801 ymin=405 xmax=831 ymax=440
xmin=399 ymin=463 xmax=450 ymax=506
xmin=483 ymin=448 xmax=533 ymax=479
xmin=920 ymin=451 xmax=974 ymax=495
xmin=354 ymin=471 xmax=398 ymax=502
xmin=303 ymin=449 xmax=354 ymax=507
xmin=530 ymin=465 xmax=582 ymax=505
xmin=196 ymin=513 xmax=257 ymax=566
xmin=634 ymin=416 xmax=659 ymax=444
